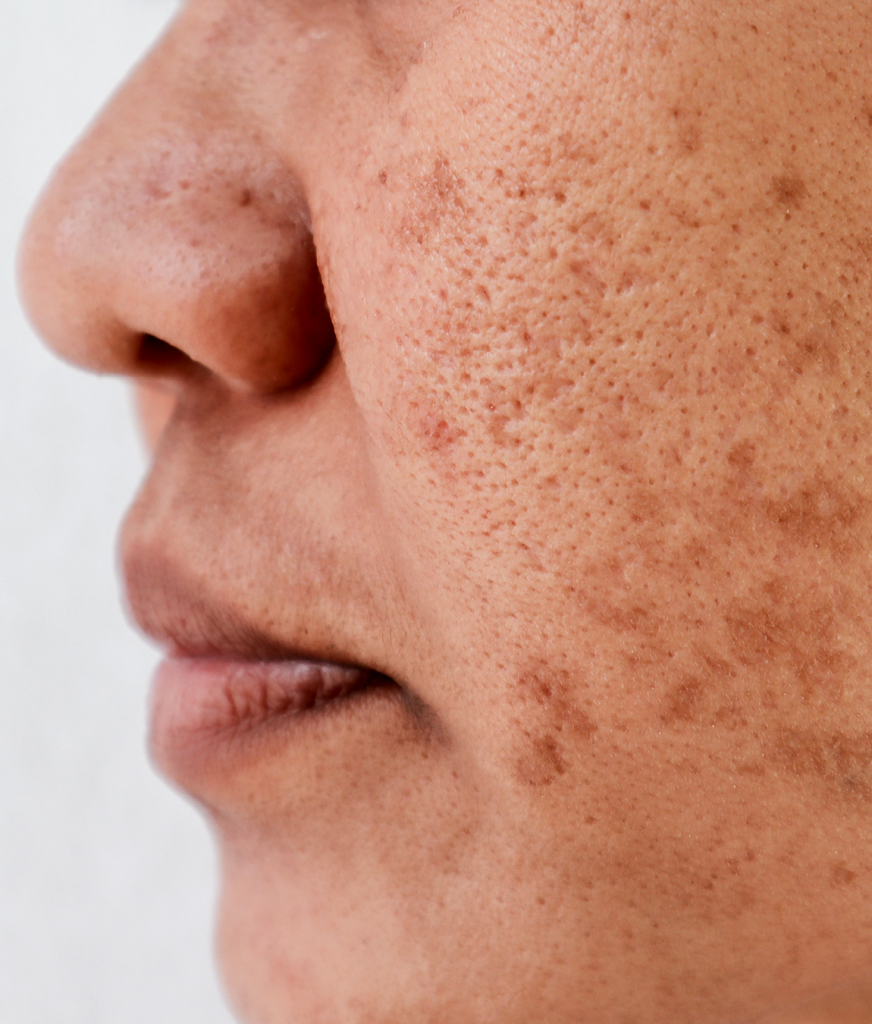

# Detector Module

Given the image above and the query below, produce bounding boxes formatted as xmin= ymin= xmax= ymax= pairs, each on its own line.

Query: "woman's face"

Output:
xmin=19 ymin=0 xmax=872 ymax=1021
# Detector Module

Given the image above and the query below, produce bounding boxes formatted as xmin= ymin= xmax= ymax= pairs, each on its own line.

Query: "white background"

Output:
xmin=1 ymin=1 xmax=237 ymax=1020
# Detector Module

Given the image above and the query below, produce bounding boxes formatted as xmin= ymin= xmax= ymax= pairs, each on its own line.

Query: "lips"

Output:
xmin=151 ymin=655 xmax=385 ymax=748
xmin=123 ymin=539 xmax=401 ymax=781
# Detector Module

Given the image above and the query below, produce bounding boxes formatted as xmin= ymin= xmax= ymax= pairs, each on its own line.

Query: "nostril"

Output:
xmin=136 ymin=334 xmax=195 ymax=376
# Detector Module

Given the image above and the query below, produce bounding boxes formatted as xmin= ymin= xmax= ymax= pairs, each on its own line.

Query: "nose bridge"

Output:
xmin=18 ymin=13 xmax=335 ymax=393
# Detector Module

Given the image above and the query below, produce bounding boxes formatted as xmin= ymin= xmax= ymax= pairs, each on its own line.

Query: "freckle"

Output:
xmin=763 ymin=472 xmax=865 ymax=554
xmin=513 ymin=666 xmax=597 ymax=742
xmin=418 ymin=413 xmax=465 ymax=452
xmin=727 ymin=440 xmax=756 ymax=470
xmin=784 ymin=323 xmax=841 ymax=376
xmin=239 ymin=188 xmax=253 ymax=207
xmin=680 ymin=124 xmax=701 ymax=153
xmin=378 ymin=169 xmax=388 ymax=185
xmin=661 ymin=679 xmax=705 ymax=725
xmin=772 ymin=728 xmax=872 ymax=801
xmin=628 ymin=489 xmax=661 ymax=525
xmin=514 ymin=734 xmax=568 ymax=787
xmin=145 ymin=181 xmax=171 ymax=201
xmin=588 ymin=597 xmax=657 ymax=636
xmin=567 ymin=259 xmax=606 ymax=299
xmin=830 ymin=862 xmax=858 ymax=887
xmin=772 ymin=174 xmax=806 ymax=206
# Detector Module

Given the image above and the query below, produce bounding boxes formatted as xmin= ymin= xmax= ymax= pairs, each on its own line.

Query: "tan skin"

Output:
xmin=18 ymin=0 xmax=872 ymax=1020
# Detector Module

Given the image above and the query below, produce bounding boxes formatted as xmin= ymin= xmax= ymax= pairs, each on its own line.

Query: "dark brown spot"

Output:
xmin=669 ymin=203 xmax=702 ymax=229
xmin=772 ymin=174 xmax=807 ymax=207
xmin=144 ymin=180 xmax=171 ymax=202
xmin=432 ymin=156 xmax=462 ymax=201
xmin=661 ymin=679 xmax=705 ymax=724
xmin=514 ymin=734 xmax=568 ymax=787
xmin=514 ymin=668 xmax=597 ymax=739
xmin=567 ymin=259 xmax=607 ymax=301
xmin=418 ymin=413 xmax=465 ymax=452
xmin=772 ymin=728 xmax=872 ymax=801
xmin=726 ymin=599 xmax=794 ymax=666
xmin=628 ymin=489 xmax=662 ymax=526
xmin=727 ymin=440 xmax=757 ymax=472
xmin=587 ymin=597 xmax=659 ymax=636
xmin=510 ymin=666 xmax=596 ymax=786
xmin=763 ymin=472 xmax=865 ymax=555
xmin=830 ymin=862 xmax=858 ymax=887
xmin=783 ymin=323 xmax=841 ymax=376
xmin=720 ymin=573 xmax=853 ymax=705
xmin=402 ymin=154 xmax=467 ymax=243
xmin=679 ymin=123 xmax=701 ymax=154
xmin=671 ymin=106 xmax=702 ymax=154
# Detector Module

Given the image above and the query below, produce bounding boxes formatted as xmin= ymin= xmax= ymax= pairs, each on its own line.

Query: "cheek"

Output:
xmin=318 ymin=13 xmax=872 ymax=769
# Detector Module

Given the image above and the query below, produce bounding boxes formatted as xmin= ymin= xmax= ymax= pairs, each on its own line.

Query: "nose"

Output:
xmin=17 ymin=20 xmax=334 ymax=395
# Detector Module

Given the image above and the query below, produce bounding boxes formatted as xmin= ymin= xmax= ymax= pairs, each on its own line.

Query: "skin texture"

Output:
xmin=18 ymin=0 xmax=872 ymax=1021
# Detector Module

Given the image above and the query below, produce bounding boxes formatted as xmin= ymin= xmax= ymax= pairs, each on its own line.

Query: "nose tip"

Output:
xmin=18 ymin=54 xmax=335 ymax=394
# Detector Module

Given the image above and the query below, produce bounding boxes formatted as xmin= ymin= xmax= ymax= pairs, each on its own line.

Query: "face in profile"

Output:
xmin=18 ymin=0 xmax=872 ymax=1021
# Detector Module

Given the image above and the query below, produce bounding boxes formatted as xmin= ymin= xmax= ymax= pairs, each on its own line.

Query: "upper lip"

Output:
xmin=118 ymin=371 xmax=405 ymax=680
xmin=123 ymin=539 xmax=371 ymax=668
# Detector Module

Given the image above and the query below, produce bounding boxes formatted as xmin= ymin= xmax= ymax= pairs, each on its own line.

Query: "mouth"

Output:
xmin=150 ymin=655 xmax=395 ymax=762
xmin=124 ymin=544 xmax=405 ymax=782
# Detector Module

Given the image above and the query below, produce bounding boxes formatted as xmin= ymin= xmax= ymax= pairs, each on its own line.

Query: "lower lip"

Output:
xmin=149 ymin=655 xmax=377 ymax=768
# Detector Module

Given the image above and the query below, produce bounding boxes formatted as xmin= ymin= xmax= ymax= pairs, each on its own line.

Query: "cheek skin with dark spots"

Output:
xmin=384 ymin=0 xmax=865 ymax=837
xmin=509 ymin=665 xmax=598 ymax=787
xmin=305 ymin=0 xmax=872 ymax=1019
